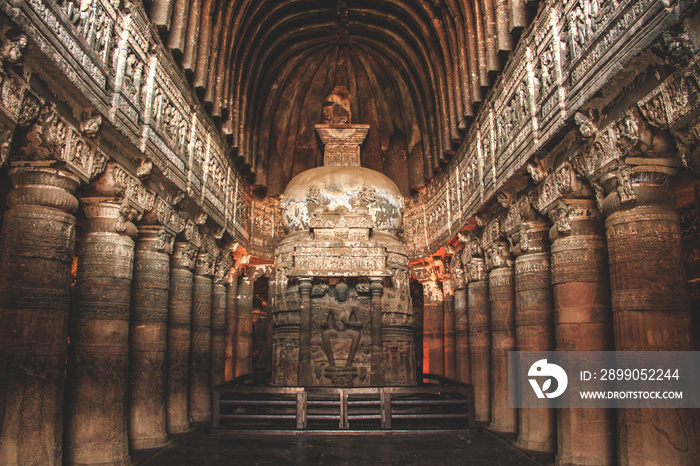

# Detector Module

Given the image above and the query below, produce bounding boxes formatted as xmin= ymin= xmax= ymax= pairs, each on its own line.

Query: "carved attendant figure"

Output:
xmin=321 ymin=281 xmax=363 ymax=367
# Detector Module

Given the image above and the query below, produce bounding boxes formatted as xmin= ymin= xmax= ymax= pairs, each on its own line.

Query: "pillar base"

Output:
xmin=130 ymin=434 xmax=168 ymax=451
xmin=167 ymin=424 xmax=192 ymax=434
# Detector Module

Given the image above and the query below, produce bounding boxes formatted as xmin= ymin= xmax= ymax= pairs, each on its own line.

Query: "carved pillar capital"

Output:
xmin=445 ymin=244 xmax=467 ymax=290
xmin=213 ymin=252 xmax=233 ymax=285
xmin=81 ymin=197 xmax=139 ymax=238
xmin=547 ymin=198 xmax=603 ymax=242
xmin=7 ymin=161 xmax=81 ymax=213
xmin=171 ymin=241 xmax=198 ymax=270
xmin=516 ymin=221 xmax=550 ymax=256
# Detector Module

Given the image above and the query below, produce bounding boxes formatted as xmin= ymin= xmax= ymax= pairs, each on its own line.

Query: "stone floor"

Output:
xmin=134 ymin=427 xmax=550 ymax=466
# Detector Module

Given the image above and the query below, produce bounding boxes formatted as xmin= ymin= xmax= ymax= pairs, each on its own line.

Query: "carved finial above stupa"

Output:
xmin=322 ymin=86 xmax=352 ymax=125
xmin=316 ymin=86 xmax=370 ymax=167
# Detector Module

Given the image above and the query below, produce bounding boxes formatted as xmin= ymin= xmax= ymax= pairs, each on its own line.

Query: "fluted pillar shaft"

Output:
xmin=549 ymin=199 xmax=615 ymax=465
xmin=600 ymin=163 xmax=695 ymax=465
xmin=442 ymin=278 xmax=456 ymax=379
xmin=513 ymin=221 xmax=556 ymax=453
xmin=224 ymin=271 xmax=239 ymax=381
xmin=65 ymin=198 xmax=137 ymax=465
xmin=166 ymin=241 xmax=196 ymax=434
xmin=487 ymin=241 xmax=517 ymax=434
xmin=468 ymin=257 xmax=491 ymax=423
xmin=235 ymin=273 xmax=255 ymax=377
xmin=421 ymin=279 xmax=444 ymax=376
xmin=128 ymin=226 xmax=172 ymax=449
xmin=189 ymin=251 xmax=214 ymax=422
xmin=0 ymin=164 xmax=79 ymax=465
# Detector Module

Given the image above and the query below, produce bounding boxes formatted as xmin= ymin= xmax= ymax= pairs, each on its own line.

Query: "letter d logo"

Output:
xmin=528 ymin=359 xmax=568 ymax=399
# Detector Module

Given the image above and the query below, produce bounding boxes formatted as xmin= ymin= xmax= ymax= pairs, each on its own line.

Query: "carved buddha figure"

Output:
xmin=320 ymin=281 xmax=363 ymax=367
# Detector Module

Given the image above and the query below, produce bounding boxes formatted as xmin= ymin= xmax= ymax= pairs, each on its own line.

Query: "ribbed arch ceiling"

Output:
xmin=147 ymin=0 xmax=535 ymax=196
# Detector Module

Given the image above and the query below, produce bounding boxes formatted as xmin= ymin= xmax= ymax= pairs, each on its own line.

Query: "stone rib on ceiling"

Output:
xmin=147 ymin=0 xmax=533 ymax=196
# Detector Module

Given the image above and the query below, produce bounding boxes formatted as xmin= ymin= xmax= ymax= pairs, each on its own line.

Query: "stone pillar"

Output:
xmin=166 ymin=241 xmax=197 ymax=434
xmin=486 ymin=240 xmax=517 ymax=434
xmin=370 ymin=277 xmax=385 ymax=386
xmin=224 ymin=270 xmax=239 ymax=381
xmin=467 ymin=255 xmax=491 ymax=423
xmin=454 ymin=282 xmax=469 ymax=383
xmin=235 ymin=271 xmax=255 ymax=377
xmin=442 ymin=277 xmax=456 ymax=379
xmin=65 ymin=198 xmax=138 ymax=465
xmin=189 ymin=249 xmax=214 ymax=423
xmin=128 ymin=226 xmax=171 ymax=450
xmin=512 ymin=220 xmax=556 ymax=453
xmin=211 ymin=256 xmax=230 ymax=387
xmin=548 ymin=199 xmax=615 ymax=465
xmin=421 ymin=278 xmax=444 ymax=376
xmin=0 ymin=164 xmax=79 ymax=465
xmin=599 ymin=161 xmax=695 ymax=465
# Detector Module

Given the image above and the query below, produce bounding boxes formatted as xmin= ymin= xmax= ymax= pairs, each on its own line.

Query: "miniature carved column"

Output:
xmin=211 ymin=256 xmax=230 ymax=387
xmin=421 ymin=278 xmax=445 ymax=376
xmin=512 ymin=220 xmax=556 ymax=453
xmin=486 ymin=240 xmax=517 ymax=434
xmin=442 ymin=277 xmax=456 ymax=379
xmin=0 ymin=164 xmax=79 ymax=465
xmin=467 ymin=254 xmax=491 ymax=423
xmin=599 ymin=160 xmax=695 ymax=465
xmin=224 ymin=269 xmax=239 ymax=381
xmin=549 ymin=199 xmax=615 ymax=465
xmin=453 ymin=268 xmax=470 ymax=384
xmin=235 ymin=271 xmax=256 ymax=377
xmin=128 ymin=226 xmax=172 ymax=450
xmin=370 ymin=277 xmax=385 ymax=386
xmin=166 ymin=241 xmax=197 ymax=434
xmin=65 ymin=198 xmax=138 ymax=465
xmin=189 ymin=249 xmax=214 ymax=423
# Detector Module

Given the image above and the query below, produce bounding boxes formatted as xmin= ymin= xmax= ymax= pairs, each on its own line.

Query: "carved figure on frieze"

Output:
xmin=136 ymin=158 xmax=153 ymax=179
xmin=574 ymin=111 xmax=597 ymax=140
xmin=0 ymin=34 xmax=27 ymax=69
xmin=540 ymin=47 xmax=554 ymax=94
xmin=658 ymin=29 xmax=694 ymax=68
xmin=616 ymin=163 xmax=636 ymax=205
xmin=18 ymin=92 xmax=42 ymax=127
xmin=154 ymin=228 xmax=174 ymax=253
xmin=615 ymin=108 xmax=653 ymax=157
xmin=80 ymin=112 xmax=102 ymax=137
xmin=114 ymin=202 xmax=139 ymax=234
xmin=526 ymin=157 xmax=548 ymax=183
xmin=674 ymin=116 xmax=700 ymax=177
xmin=551 ymin=202 xmax=572 ymax=235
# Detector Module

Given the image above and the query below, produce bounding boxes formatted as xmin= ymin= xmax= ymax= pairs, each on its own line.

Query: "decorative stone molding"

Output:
xmin=20 ymin=106 xmax=108 ymax=182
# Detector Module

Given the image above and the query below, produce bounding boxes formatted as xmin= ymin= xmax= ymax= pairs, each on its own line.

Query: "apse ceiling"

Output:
xmin=147 ymin=0 xmax=534 ymax=197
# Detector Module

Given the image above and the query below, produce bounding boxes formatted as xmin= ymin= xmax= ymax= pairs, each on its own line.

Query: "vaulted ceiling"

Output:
xmin=147 ymin=0 xmax=535 ymax=196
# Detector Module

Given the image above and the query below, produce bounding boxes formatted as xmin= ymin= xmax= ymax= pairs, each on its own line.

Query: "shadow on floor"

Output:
xmin=133 ymin=428 xmax=549 ymax=466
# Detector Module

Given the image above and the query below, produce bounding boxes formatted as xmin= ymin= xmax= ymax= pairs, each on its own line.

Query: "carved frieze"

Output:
xmin=20 ymin=106 xmax=108 ymax=182
xmin=96 ymin=162 xmax=155 ymax=213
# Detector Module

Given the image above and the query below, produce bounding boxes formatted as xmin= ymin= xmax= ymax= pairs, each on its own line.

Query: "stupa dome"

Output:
xmin=280 ymin=165 xmax=404 ymax=234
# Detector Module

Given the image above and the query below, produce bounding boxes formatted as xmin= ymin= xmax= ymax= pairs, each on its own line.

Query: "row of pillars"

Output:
xmin=0 ymin=164 xmax=257 ymax=465
xmin=416 ymin=180 xmax=696 ymax=465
